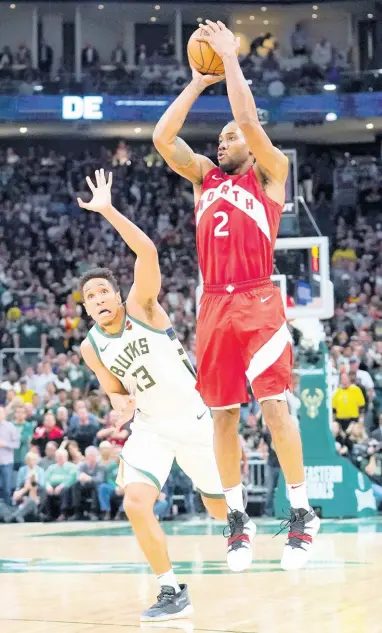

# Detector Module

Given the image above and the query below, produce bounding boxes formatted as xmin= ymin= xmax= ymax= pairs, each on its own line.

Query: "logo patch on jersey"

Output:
xmin=166 ymin=327 xmax=177 ymax=341
xmin=100 ymin=343 xmax=110 ymax=352
xmin=125 ymin=319 xmax=133 ymax=331
xmin=196 ymin=179 xmax=271 ymax=241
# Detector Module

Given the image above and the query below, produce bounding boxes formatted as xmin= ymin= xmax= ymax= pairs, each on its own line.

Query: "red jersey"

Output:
xmin=195 ymin=166 xmax=283 ymax=286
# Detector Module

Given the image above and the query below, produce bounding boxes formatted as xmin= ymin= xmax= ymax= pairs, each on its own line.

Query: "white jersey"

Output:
xmin=87 ymin=311 xmax=207 ymax=421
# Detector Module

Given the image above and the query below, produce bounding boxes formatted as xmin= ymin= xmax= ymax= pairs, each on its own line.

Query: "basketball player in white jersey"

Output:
xmin=78 ymin=170 xmax=226 ymax=622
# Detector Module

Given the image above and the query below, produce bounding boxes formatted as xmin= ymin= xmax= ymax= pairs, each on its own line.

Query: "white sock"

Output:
xmin=157 ymin=568 xmax=180 ymax=593
xmin=287 ymin=482 xmax=310 ymax=511
xmin=224 ymin=483 xmax=245 ymax=513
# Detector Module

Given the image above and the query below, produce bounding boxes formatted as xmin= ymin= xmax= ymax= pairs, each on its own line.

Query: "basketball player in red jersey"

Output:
xmin=153 ymin=20 xmax=320 ymax=572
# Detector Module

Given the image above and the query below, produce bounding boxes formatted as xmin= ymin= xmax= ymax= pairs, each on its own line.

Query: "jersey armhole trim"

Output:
xmin=126 ymin=312 xmax=167 ymax=335
xmin=87 ymin=331 xmax=102 ymax=364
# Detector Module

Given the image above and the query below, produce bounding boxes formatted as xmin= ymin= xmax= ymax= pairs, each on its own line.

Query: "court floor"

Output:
xmin=1 ymin=517 xmax=382 ymax=633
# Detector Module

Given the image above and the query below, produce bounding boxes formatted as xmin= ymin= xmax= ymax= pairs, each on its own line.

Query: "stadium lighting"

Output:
xmin=197 ymin=17 xmax=203 ymax=23
xmin=312 ymin=5 xmax=318 ymax=9
xmin=19 ymin=127 xmax=27 ymax=134
xmin=236 ymin=20 xmax=242 ymax=25
xmin=325 ymin=112 xmax=337 ymax=122
xmin=10 ymin=3 xmax=16 ymax=8
xmin=366 ymin=123 xmax=374 ymax=129
xmin=324 ymin=84 xmax=336 ymax=91
xmin=368 ymin=14 xmax=374 ymax=19
xmin=150 ymin=16 xmax=157 ymax=22
xmin=312 ymin=14 xmax=318 ymax=19
xmin=261 ymin=6 xmax=267 ymax=11
xmin=154 ymin=4 xmax=161 ymax=10
xmin=98 ymin=4 xmax=104 ymax=9
xmin=134 ymin=127 xmax=142 ymax=134
xmin=263 ymin=20 xmax=269 ymax=25
xmin=250 ymin=16 xmax=255 ymax=20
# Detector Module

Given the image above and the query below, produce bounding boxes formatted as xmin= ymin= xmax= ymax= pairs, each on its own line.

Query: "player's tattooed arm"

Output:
xmin=198 ymin=20 xmax=288 ymax=184
xmin=153 ymin=75 xmax=217 ymax=184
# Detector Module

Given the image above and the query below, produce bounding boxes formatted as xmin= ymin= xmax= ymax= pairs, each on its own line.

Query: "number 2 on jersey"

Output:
xmin=213 ymin=211 xmax=229 ymax=237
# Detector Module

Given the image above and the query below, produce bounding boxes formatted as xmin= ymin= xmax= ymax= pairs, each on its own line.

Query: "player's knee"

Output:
xmin=123 ymin=488 xmax=151 ymax=519
xmin=261 ymin=399 xmax=289 ymax=433
xmin=213 ymin=408 xmax=240 ymax=437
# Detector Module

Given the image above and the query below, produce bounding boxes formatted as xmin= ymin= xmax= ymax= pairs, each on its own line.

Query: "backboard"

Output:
xmin=274 ymin=236 xmax=334 ymax=321
xmin=196 ymin=236 xmax=334 ymax=321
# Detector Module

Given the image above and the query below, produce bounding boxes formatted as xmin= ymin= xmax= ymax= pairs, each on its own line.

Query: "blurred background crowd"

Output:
xmin=0 ymin=137 xmax=381 ymax=522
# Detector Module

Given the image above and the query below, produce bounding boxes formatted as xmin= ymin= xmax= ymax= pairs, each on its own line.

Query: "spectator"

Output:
xmin=71 ymin=446 xmax=105 ymax=520
xmin=38 ymin=40 xmax=53 ymax=77
xmin=16 ymin=451 xmax=45 ymax=489
xmin=39 ymin=440 xmax=58 ymax=470
xmin=44 ymin=448 xmax=76 ymax=521
xmin=312 ymin=38 xmax=333 ymax=69
xmin=371 ymin=414 xmax=382 ymax=443
xmin=13 ymin=307 xmax=47 ymax=367
xmin=82 ymin=43 xmax=100 ymax=70
xmin=68 ymin=407 xmax=98 ymax=454
xmin=97 ymin=441 xmax=123 ymax=520
xmin=260 ymin=424 xmax=280 ymax=517
xmin=67 ymin=353 xmax=90 ymax=392
xmin=0 ymin=46 xmax=13 ymax=75
xmin=154 ymin=484 xmax=170 ymax=521
xmin=332 ymin=373 xmax=365 ymax=432
xmin=8 ymin=453 xmax=44 ymax=523
xmin=96 ymin=410 xmax=129 ymax=448
xmin=64 ymin=440 xmax=84 ymax=465
xmin=349 ymin=356 xmax=374 ymax=391
xmin=12 ymin=404 xmax=35 ymax=470
xmin=31 ymin=412 xmax=64 ymax=456
xmin=1 ymin=370 xmax=21 ymax=394
xmin=291 ymin=22 xmax=308 ymax=56
xmin=69 ymin=401 xmax=98 ymax=430
xmin=53 ymin=371 xmax=72 ymax=393
xmin=56 ymin=406 xmax=69 ymax=432
xmin=0 ymin=406 xmax=20 ymax=504
xmin=111 ymin=42 xmax=127 ymax=66
xmin=16 ymin=42 xmax=32 ymax=66
xmin=17 ymin=377 xmax=35 ymax=404
xmin=34 ymin=362 xmax=56 ymax=398
xmin=331 ymin=420 xmax=352 ymax=456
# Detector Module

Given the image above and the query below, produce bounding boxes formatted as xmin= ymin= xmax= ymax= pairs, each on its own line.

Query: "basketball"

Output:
xmin=187 ymin=28 xmax=225 ymax=75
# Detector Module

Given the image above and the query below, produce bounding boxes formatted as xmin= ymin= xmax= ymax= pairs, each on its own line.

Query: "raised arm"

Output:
xmin=78 ymin=169 xmax=160 ymax=309
xmin=197 ymin=21 xmax=288 ymax=184
xmin=153 ymin=70 xmax=221 ymax=184
xmin=81 ymin=339 xmax=135 ymax=427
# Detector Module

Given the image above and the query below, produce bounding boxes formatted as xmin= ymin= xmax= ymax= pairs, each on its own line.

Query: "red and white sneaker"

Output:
xmin=224 ymin=510 xmax=257 ymax=572
xmin=279 ymin=507 xmax=321 ymax=571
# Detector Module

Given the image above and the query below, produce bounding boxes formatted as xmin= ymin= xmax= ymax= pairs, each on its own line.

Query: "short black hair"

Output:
xmin=79 ymin=267 xmax=120 ymax=297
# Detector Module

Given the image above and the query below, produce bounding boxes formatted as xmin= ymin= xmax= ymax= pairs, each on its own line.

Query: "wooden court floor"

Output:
xmin=1 ymin=517 xmax=382 ymax=633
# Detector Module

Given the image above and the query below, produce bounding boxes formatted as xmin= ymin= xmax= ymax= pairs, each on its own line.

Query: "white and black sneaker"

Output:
xmin=140 ymin=584 xmax=193 ymax=622
xmin=279 ymin=507 xmax=321 ymax=571
xmin=224 ymin=510 xmax=256 ymax=572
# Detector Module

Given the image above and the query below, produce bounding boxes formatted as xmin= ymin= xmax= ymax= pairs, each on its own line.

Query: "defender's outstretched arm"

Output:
xmin=78 ymin=169 xmax=160 ymax=308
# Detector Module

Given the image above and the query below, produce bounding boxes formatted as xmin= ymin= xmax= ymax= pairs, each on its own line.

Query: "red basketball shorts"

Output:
xmin=195 ymin=280 xmax=293 ymax=409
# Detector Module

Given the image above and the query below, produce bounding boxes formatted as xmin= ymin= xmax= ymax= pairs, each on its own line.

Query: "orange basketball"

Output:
xmin=187 ymin=28 xmax=225 ymax=75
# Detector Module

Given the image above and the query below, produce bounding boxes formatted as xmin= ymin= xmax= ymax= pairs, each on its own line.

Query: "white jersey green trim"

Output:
xmin=87 ymin=312 xmax=205 ymax=421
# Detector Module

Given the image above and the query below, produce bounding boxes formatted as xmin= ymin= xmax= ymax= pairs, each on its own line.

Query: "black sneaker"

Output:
xmin=224 ymin=510 xmax=256 ymax=572
xmin=279 ymin=507 xmax=321 ymax=570
xmin=140 ymin=584 xmax=193 ymax=622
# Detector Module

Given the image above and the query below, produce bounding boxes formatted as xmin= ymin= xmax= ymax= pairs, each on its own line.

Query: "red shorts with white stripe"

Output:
xmin=195 ymin=279 xmax=293 ymax=409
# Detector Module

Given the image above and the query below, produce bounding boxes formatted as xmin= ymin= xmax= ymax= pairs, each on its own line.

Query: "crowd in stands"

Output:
xmin=3 ymin=21 xmax=380 ymax=98
xmin=0 ymin=138 xmax=382 ymax=521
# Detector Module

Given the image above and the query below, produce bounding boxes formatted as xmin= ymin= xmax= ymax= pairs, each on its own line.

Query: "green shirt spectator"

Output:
xmin=67 ymin=354 xmax=90 ymax=391
xmin=12 ymin=405 xmax=35 ymax=466
xmin=45 ymin=461 xmax=77 ymax=488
